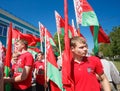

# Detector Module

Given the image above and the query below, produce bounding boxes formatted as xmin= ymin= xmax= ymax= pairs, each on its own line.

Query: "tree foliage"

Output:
xmin=53 ymin=32 xmax=64 ymax=55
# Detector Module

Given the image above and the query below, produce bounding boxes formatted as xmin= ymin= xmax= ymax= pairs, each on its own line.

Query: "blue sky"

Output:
xmin=0 ymin=0 xmax=120 ymax=53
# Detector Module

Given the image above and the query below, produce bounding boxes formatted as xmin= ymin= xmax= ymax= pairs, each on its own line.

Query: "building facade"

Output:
xmin=0 ymin=8 xmax=39 ymax=47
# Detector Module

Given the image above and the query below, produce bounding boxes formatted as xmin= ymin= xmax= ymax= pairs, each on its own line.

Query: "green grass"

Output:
xmin=112 ymin=61 xmax=120 ymax=72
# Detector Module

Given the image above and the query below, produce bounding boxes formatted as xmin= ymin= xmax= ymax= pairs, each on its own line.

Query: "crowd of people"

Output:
xmin=0 ymin=36 xmax=120 ymax=91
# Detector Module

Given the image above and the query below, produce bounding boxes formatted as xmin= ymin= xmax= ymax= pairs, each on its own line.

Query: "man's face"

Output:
xmin=71 ymin=42 xmax=88 ymax=58
xmin=37 ymin=53 xmax=43 ymax=61
xmin=15 ymin=42 xmax=24 ymax=52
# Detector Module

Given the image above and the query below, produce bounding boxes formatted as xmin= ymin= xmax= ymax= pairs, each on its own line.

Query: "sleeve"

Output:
xmin=94 ymin=57 xmax=104 ymax=75
xmin=110 ymin=62 xmax=120 ymax=84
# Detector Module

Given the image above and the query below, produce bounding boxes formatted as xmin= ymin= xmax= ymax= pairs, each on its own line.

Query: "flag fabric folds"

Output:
xmin=4 ymin=22 xmax=12 ymax=91
xmin=12 ymin=29 xmax=40 ymax=46
xmin=90 ymin=26 xmax=110 ymax=43
xmin=39 ymin=23 xmax=56 ymax=47
xmin=62 ymin=0 xmax=74 ymax=91
xmin=73 ymin=0 xmax=99 ymax=26
xmin=55 ymin=10 xmax=84 ymax=38
xmin=89 ymin=26 xmax=110 ymax=55
xmin=42 ymin=26 xmax=64 ymax=91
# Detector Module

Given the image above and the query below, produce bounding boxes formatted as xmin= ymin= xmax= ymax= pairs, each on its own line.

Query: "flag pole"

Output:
xmin=57 ymin=29 xmax=62 ymax=60
xmin=44 ymin=28 xmax=47 ymax=91
xmin=39 ymin=22 xmax=43 ymax=52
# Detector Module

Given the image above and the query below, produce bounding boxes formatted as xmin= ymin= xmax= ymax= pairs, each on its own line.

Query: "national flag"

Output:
xmin=4 ymin=22 xmax=12 ymax=91
xmin=71 ymin=19 xmax=79 ymax=36
xmin=90 ymin=26 xmax=110 ymax=43
xmin=55 ymin=11 xmax=84 ymax=39
xmin=62 ymin=0 xmax=74 ymax=91
xmin=55 ymin=11 xmax=73 ymax=38
xmin=89 ymin=26 xmax=110 ymax=55
xmin=12 ymin=29 xmax=40 ymax=46
xmin=45 ymin=28 xmax=64 ymax=91
xmin=73 ymin=0 xmax=99 ymax=26
xmin=39 ymin=23 xmax=56 ymax=47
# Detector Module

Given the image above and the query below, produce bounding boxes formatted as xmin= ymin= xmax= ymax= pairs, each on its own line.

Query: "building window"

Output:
xmin=26 ymin=31 xmax=32 ymax=34
xmin=0 ymin=24 xmax=7 ymax=37
xmin=15 ymin=26 xmax=23 ymax=33
xmin=35 ymin=35 xmax=40 ymax=38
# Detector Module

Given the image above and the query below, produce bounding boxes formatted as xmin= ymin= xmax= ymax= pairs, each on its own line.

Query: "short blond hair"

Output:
xmin=70 ymin=36 xmax=87 ymax=48
xmin=16 ymin=39 xmax=28 ymax=49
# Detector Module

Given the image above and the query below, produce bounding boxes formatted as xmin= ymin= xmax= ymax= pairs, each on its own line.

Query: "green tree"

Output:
xmin=53 ymin=32 xmax=64 ymax=55
xmin=109 ymin=26 xmax=120 ymax=56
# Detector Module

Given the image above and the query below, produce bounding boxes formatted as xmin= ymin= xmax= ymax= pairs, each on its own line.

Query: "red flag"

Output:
xmin=39 ymin=23 xmax=56 ymax=47
xmin=5 ymin=22 xmax=12 ymax=68
xmin=39 ymin=23 xmax=45 ymax=42
xmin=4 ymin=23 xmax=12 ymax=91
xmin=73 ymin=0 xmax=99 ymax=26
xmin=12 ymin=29 xmax=40 ymax=46
xmin=62 ymin=0 xmax=74 ymax=91
xmin=12 ymin=29 xmax=21 ymax=39
xmin=46 ymin=30 xmax=64 ymax=91
xmin=90 ymin=26 xmax=110 ymax=43
xmin=55 ymin=11 xmax=73 ymax=36
xmin=55 ymin=11 xmax=85 ymax=39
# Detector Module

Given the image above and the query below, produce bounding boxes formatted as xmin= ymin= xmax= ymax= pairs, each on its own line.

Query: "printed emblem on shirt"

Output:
xmin=87 ymin=67 xmax=94 ymax=74
xmin=15 ymin=59 xmax=23 ymax=73
xmin=37 ymin=65 xmax=44 ymax=75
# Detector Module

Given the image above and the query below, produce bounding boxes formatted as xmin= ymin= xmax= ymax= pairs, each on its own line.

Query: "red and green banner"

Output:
xmin=45 ymin=28 xmax=64 ymax=91
xmin=62 ymin=0 xmax=74 ymax=91
xmin=39 ymin=23 xmax=56 ymax=47
xmin=4 ymin=22 xmax=12 ymax=91
xmin=12 ymin=29 xmax=40 ymax=46
xmin=55 ymin=11 xmax=74 ymax=38
xmin=55 ymin=11 xmax=85 ymax=39
xmin=89 ymin=26 xmax=110 ymax=55
xmin=90 ymin=26 xmax=110 ymax=43
xmin=73 ymin=0 xmax=99 ymax=26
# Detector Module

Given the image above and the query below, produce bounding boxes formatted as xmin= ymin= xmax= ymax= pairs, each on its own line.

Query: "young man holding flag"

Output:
xmin=4 ymin=39 xmax=34 ymax=91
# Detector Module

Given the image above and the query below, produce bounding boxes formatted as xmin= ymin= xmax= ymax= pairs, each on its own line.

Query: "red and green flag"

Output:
xmin=55 ymin=11 xmax=84 ymax=38
xmin=45 ymin=28 xmax=64 ymax=91
xmin=90 ymin=26 xmax=110 ymax=43
xmin=62 ymin=0 xmax=74 ymax=91
xmin=12 ymin=29 xmax=40 ymax=58
xmin=4 ymin=22 xmax=12 ymax=91
xmin=89 ymin=25 xmax=110 ymax=55
xmin=73 ymin=0 xmax=99 ymax=26
xmin=12 ymin=29 xmax=40 ymax=46
xmin=55 ymin=11 xmax=73 ymax=38
xmin=39 ymin=23 xmax=56 ymax=47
